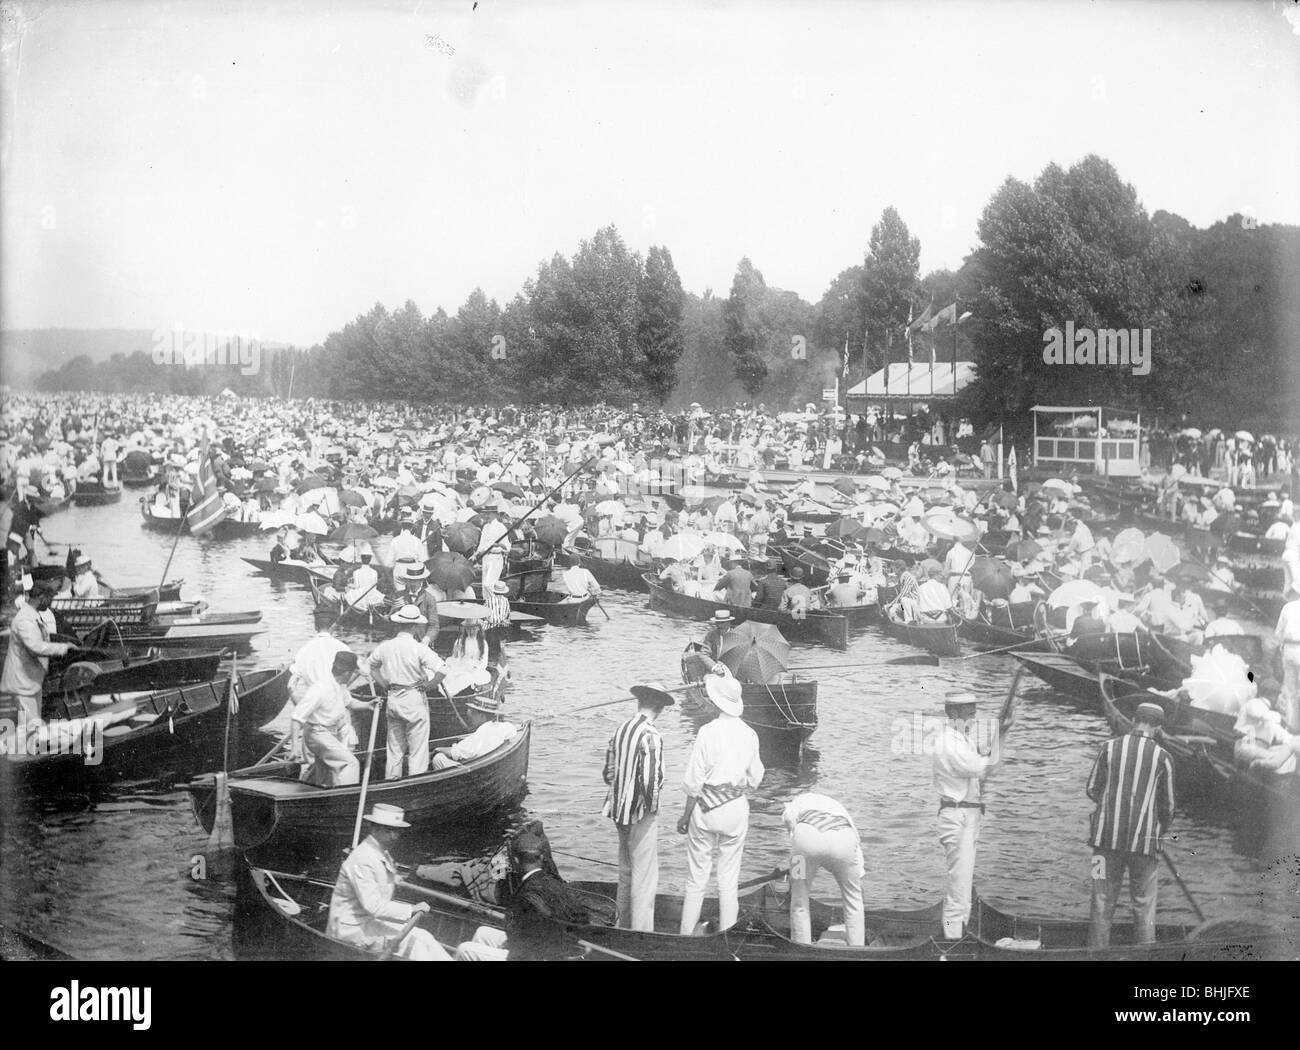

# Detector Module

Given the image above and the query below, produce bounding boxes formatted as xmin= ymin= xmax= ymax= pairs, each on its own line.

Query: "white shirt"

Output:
xmin=326 ymin=835 xmax=414 ymax=948
xmin=1276 ymin=600 xmax=1300 ymax=645
xmin=682 ymin=714 xmax=764 ymax=797
xmin=0 ymin=603 xmax=69 ymax=698
xmin=390 ymin=531 xmax=425 ymax=564
xmin=781 ymin=792 xmax=856 ymax=834
xmin=292 ymin=678 xmax=353 ymax=729
xmin=476 ymin=518 xmax=510 ymax=557
xmin=917 ymin=579 xmax=953 ymax=614
xmin=560 ymin=566 xmax=600 ymax=598
xmin=930 ymin=723 xmax=991 ymax=803
xmin=367 ymin=632 xmax=444 ymax=691
xmin=443 ymin=721 xmax=518 ymax=762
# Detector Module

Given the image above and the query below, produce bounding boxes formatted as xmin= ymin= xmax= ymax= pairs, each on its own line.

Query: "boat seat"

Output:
xmin=102 ymin=725 xmax=134 ymax=737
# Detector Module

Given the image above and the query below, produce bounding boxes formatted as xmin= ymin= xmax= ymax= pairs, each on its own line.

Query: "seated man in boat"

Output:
xmin=456 ymin=826 xmax=592 ymax=960
xmin=326 ymin=804 xmax=451 ymax=960
xmin=713 ymin=557 xmax=756 ymax=609
xmin=1066 ymin=598 xmax=1107 ymax=645
xmin=1170 ymin=581 xmax=1208 ymax=644
xmin=430 ymin=696 xmax=518 ymax=770
xmin=292 ymin=649 xmax=375 ymax=787
xmin=70 ymin=555 xmax=101 ymax=599
xmin=269 ymin=526 xmax=295 ymax=564
xmin=344 ymin=546 xmax=383 ymax=612
xmin=1233 ymin=697 xmax=1297 ymax=775
xmin=778 ymin=566 xmax=814 ymax=620
xmin=824 ymin=571 xmax=867 ymax=609
xmin=915 ymin=565 xmax=954 ymax=623
xmin=700 ymin=609 xmax=735 ymax=662
xmin=556 ymin=553 xmax=601 ymax=603
xmin=656 ymin=557 xmax=689 ymax=594
xmin=393 ymin=561 xmax=441 ymax=647
xmin=753 ymin=559 xmax=789 ymax=610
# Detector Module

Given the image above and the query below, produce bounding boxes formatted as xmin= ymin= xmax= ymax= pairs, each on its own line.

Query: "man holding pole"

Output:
xmin=367 ymin=605 xmax=447 ymax=780
xmin=930 ymin=690 xmax=1000 ymax=939
xmin=292 ymin=649 xmax=373 ymax=787
xmin=475 ymin=503 xmax=512 ymax=595
xmin=1085 ymin=701 xmax=1175 ymax=948
xmin=601 ymin=682 xmax=673 ymax=932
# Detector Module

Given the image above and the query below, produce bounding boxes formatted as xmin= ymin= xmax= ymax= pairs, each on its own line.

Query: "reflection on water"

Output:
xmin=2 ymin=498 xmax=1297 ymax=957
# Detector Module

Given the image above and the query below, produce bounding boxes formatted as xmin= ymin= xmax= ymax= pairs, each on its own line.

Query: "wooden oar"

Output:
xmin=324 ymin=581 xmax=380 ymax=636
xmin=351 ymin=689 xmax=383 ymax=850
xmin=470 ymin=456 xmax=598 ymax=565
xmin=1160 ymin=849 xmax=1206 ymax=923
xmin=593 ymin=595 xmax=612 ymax=621
xmin=378 ymin=912 xmax=425 ymax=960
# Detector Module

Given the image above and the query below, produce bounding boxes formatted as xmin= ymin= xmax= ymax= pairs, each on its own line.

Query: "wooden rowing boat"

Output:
xmin=680 ymin=677 xmax=818 ymax=745
xmin=241 ymin=556 xmax=336 ymax=586
xmin=509 ymin=592 xmax=596 ymax=626
xmin=1099 ymin=674 xmax=1300 ymax=823
xmin=71 ymin=481 xmax=123 ymax=506
xmin=234 ymin=863 xmax=493 ymax=961
xmin=44 ymin=647 xmax=225 ymax=699
xmin=956 ymin=601 xmax=1041 ymax=650
xmin=644 ymin=573 xmax=849 ymax=650
xmin=140 ymin=501 xmax=262 ymax=538
xmin=307 ymin=577 xmax=543 ymax=633
xmin=882 ymin=605 xmax=962 ymax=657
xmin=569 ymin=539 xmax=652 ymax=592
xmin=187 ymin=722 xmax=532 ymax=850
xmin=5 ymin=678 xmax=233 ymax=790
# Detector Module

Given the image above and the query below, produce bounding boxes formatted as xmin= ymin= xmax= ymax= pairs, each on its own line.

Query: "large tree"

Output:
xmin=636 ymin=245 xmax=686 ymax=404
xmin=723 ymin=258 xmax=768 ymax=397
xmin=861 ymin=207 xmax=921 ymax=373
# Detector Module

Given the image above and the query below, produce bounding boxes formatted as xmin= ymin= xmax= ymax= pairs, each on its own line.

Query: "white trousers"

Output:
xmin=616 ymin=813 xmax=659 ymax=932
xmin=385 ymin=688 xmax=430 ymax=780
xmin=480 ymin=553 xmax=505 ymax=594
xmin=1280 ymin=647 xmax=1300 ymax=734
xmin=300 ymin=723 xmax=360 ymax=787
xmin=679 ymin=798 xmax=748 ymax=935
xmin=456 ymin=925 xmax=509 ymax=961
xmin=937 ymin=806 xmax=981 ymax=938
xmin=789 ymin=823 xmax=865 ymax=946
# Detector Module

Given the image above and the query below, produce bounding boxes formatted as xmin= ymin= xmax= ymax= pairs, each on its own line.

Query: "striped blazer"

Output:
xmin=602 ymin=713 xmax=663 ymax=827
xmin=1086 ymin=730 xmax=1175 ymax=856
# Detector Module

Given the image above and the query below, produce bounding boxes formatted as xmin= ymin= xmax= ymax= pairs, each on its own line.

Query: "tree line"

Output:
xmin=32 ymin=154 xmax=1299 ymax=432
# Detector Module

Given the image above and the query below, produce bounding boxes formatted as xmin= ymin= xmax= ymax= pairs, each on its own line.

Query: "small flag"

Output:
xmin=906 ymin=302 xmax=933 ymax=336
xmin=186 ymin=436 xmax=230 ymax=535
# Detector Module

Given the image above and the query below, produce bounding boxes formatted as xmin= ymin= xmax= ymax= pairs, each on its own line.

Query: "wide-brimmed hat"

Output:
xmin=74 ymin=556 xmax=92 ymax=571
xmin=630 ymin=681 xmax=677 ymax=708
xmin=390 ymin=604 xmax=429 ymax=625
xmin=363 ymin=804 xmax=411 ymax=828
xmin=704 ymin=673 xmax=743 ymax=716
xmin=709 ymin=610 xmax=734 ymax=625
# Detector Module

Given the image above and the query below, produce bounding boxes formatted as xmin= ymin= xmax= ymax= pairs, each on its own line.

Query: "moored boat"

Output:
xmin=509 ymin=592 xmax=597 ymax=626
xmin=680 ymin=677 xmax=818 ymax=746
xmin=644 ymin=573 xmax=849 ymax=650
xmin=882 ymin=605 xmax=962 ymax=658
xmin=241 ymin=556 xmax=336 ymax=586
xmin=71 ymin=481 xmax=123 ymax=506
xmin=188 ymin=721 xmax=532 ymax=850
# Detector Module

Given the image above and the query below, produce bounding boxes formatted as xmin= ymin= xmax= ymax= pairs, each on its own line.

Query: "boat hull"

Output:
xmin=645 ymin=574 xmax=849 ymax=650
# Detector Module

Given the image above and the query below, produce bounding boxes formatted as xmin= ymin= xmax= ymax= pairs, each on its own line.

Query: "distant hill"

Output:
xmin=0 ymin=329 xmax=158 ymax=387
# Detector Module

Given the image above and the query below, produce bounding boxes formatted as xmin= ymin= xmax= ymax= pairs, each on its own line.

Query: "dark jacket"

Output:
xmin=754 ymin=572 xmax=788 ymax=610
xmin=505 ymin=870 xmax=591 ymax=960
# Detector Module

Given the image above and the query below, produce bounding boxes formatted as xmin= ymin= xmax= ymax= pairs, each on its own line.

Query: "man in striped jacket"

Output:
xmin=1086 ymin=702 xmax=1176 ymax=948
xmin=602 ymin=683 xmax=673 ymax=932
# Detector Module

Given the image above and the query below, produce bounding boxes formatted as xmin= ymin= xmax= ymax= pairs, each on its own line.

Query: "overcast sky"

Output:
xmin=3 ymin=0 xmax=1298 ymax=346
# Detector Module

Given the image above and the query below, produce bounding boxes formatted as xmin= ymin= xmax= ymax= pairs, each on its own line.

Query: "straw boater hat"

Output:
xmin=944 ymin=690 xmax=977 ymax=712
xmin=74 ymin=555 xmax=92 ymax=572
xmin=704 ymin=673 xmax=744 ymax=717
xmin=397 ymin=559 xmax=428 ymax=581
xmin=630 ymin=681 xmax=677 ymax=708
xmin=491 ymin=581 xmax=510 ymax=595
xmin=390 ymin=603 xmax=428 ymax=626
xmin=710 ymin=610 xmax=734 ymax=625
xmin=363 ymin=804 xmax=411 ymax=828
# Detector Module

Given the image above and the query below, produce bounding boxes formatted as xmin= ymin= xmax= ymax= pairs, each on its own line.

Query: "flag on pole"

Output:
xmin=906 ymin=302 xmax=933 ymax=336
xmin=1007 ymin=445 xmax=1018 ymax=493
xmin=186 ymin=436 xmax=230 ymax=535
xmin=841 ymin=334 xmax=850 ymax=378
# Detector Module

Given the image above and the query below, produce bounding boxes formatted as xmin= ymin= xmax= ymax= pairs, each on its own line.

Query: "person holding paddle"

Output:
xmin=1085 ymin=702 xmax=1175 ymax=948
xmin=930 ymin=690 xmax=1000 ymax=940
xmin=327 ymin=804 xmax=451 ymax=960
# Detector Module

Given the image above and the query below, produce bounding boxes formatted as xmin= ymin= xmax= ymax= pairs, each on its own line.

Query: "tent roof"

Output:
xmin=846 ymin=362 xmax=975 ymax=400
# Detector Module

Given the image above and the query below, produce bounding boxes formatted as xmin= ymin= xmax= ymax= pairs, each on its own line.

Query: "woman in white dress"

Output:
xmin=441 ymin=621 xmax=493 ymax=697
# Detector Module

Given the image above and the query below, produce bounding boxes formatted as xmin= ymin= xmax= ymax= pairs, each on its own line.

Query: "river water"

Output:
xmin=2 ymin=495 xmax=1297 ymax=959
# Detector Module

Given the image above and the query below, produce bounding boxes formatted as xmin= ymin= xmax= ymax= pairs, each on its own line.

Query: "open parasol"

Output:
xmin=533 ymin=515 xmax=570 ymax=546
xmin=1142 ymin=532 xmax=1181 ymax=573
xmin=658 ymin=533 xmax=706 ymax=561
xmin=703 ymin=531 xmax=746 ymax=552
xmin=832 ymin=477 xmax=857 ymax=497
xmin=1110 ymin=527 xmax=1146 ymax=565
xmin=339 ymin=489 xmax=368 ymax=508
xmin=442 ymin=521 xmax=482 ymax=555
xmin=295 ymin=511 xmax=330 ymax=536
xmin=1182 ymin=647 xmax=1255 ymax=713
xmin=426 ymin=551 xmax=476 ymax=592
xmin=1047 ymin=579 xmax=1106 ymax=609
xmin=328 ymin=522 xmax=379 ymax=545
xmin=828 ymin=517 xmax=864 ymax=540
xmin=971 ymin=557 xmax=1015 ymax=600
xmin=715 ymin=621 xmax=791 ymax=684
xmin=922 ymin=511 xmax=978 ymax=544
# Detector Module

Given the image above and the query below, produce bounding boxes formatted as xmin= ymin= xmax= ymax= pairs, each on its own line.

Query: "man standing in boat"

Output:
xmin=930 ymin=690 xmax=1000 ymax=940
xmin=676 ymin=672 xmax=765 ymax=935
xmin=783 ymin=791 xmax=865 ymax=946
xmin=367 ymin=606 xmax=447 ymax=780
xmin=601 ymin=682 xmax=673 ymax=932
xmin=476 ymin=502 xmax=512 ymax=595
xmin=292 ymin=650 xmax=374 ymax=787
xmin=0 ymin=578 xmax=78 ymax=727
xmin=1085 ymin=701 xmax=1175 ymax=948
